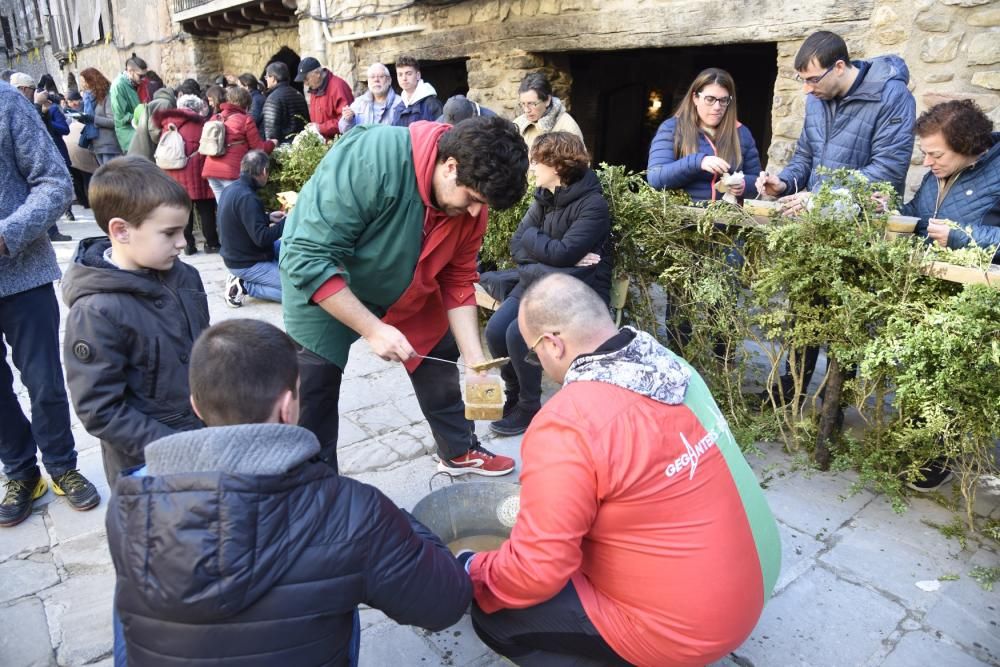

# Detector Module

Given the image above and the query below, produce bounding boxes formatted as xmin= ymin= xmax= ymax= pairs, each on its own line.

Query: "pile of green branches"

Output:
xmin=482 ymin=165 xmax=1000 ymax=523
xmin=259 ymin=131 xmax=333 ymax=211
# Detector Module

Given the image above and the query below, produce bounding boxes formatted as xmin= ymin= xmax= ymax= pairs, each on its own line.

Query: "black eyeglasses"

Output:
xmin=795 ymin=62 xmax=838 ymax=85
xmin=524 ymin=331 xmax=558 ymax=367
xmin=695 ymin=93 xmax=732 ymax=108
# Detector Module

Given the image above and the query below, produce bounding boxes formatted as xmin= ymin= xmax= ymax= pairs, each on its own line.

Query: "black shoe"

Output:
xmin=904 ymin=459 xmax=953 ymax=493
xmin=65 ymin=210 xmax=76 ymax=221
xmin=49 ymin=232 xmax=72 ymax=242
xmin=204 ymin=245 xmax=220 ymax=254
xmin=0 ymin=477 xmax=48 ymax=527
xmin=490 ymin=405 xmax=539 ymax=437
xmin=50 ymin=469 xmax=100 ymax=511
xmin=185 ymin=244 xmax=198 ymax=256
xmin=501 ymin=393 xmax=519 ymax=419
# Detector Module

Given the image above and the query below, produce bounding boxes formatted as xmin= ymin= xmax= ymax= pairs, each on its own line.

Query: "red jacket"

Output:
xmin=201 ymin=103 xmax=274 ymax=181
xmin=311 ymin=122 xmax=484 ymax=372
xmin=308 ymin=69 xmax=354 ymax=140
xmin=471 ymin=369 xmax=774 ymax=666
xmin=153 ymin=108 xmax=213 ymax=201
xmin=381 ymin=122 xmax=484 ymax=372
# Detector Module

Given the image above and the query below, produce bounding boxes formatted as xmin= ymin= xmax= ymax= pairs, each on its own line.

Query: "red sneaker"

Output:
xmin=438 ymin=445 xmax=515 ymax=476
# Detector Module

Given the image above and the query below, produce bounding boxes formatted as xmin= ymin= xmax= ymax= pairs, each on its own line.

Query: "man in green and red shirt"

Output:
xmin=464 ymin=273 xmax=781 ymax=667
xmin=280 ymin=117 xmax=528 ymax=474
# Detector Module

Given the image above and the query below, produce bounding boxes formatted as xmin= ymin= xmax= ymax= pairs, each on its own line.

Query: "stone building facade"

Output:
xmin=3 ymin=0 xmax=998 ymax=193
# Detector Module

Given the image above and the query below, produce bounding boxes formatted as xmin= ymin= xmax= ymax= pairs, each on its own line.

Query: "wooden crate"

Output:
xmin=922 ymin=261 xmax=1000 ymax=289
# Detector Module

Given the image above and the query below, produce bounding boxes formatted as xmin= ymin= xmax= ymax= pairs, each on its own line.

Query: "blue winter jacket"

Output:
xmin=646 ymin=117 xmax=762 ymax=201
xmin=0 ymin=81 xmax=72 ymax=299
xmin=902 ymin=133 xmax=1000 ymax=262
xmin=779 ymin=55 xmax=916 ymax=196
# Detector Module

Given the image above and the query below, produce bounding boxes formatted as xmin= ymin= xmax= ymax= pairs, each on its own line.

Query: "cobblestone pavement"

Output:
xmin=1 ymin=208 xmax=998 ymax=666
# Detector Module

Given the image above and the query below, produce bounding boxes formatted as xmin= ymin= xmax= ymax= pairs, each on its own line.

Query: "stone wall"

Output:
xmin=768 ymin=0 xmax=1000 ymax=194
xmin=214 ymin=25 xmax=304 ymax=81
xmin=284 ymin=0 xmax=996 ymax=195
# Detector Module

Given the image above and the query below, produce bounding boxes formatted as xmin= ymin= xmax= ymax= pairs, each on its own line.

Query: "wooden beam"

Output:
xmin=239 ymin=6 xmax=271 ymax=26
xmin=182 ymin=20 xmax=214 ymax=37
xmin=258 ymin=1 xmax=293 ymax=21
xmin=206 ymin=15 xmax=234 ymax=33
xmin=222 ymin=10 xmax=253 ymax=30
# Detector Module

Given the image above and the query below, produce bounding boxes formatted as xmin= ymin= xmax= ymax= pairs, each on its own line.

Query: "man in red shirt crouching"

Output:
xmin=462 ymin=274 xmax=781 ymax=667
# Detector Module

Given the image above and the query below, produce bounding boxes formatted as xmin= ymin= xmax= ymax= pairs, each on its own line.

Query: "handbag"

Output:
xmin=79 ymin=122 xmax=98 ymax=148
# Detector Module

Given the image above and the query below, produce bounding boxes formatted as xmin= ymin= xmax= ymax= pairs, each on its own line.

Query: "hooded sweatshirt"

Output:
xmin=471 ymin=328 xmax=781 ymax=667
xmin=61 ymin=237 xmax=209 ymax=484
xmin=392 ymin=80 xmax=444 ymax=127
xmin=107 ymin=423 xmax=472 ymax=665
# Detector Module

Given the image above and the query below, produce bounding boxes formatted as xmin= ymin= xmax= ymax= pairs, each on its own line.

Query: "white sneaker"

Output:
xmin=225 ymin=274 xmax=246 ymax=308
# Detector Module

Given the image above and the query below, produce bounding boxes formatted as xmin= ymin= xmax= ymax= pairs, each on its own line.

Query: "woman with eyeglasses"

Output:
xmin=902 ymin=99 xmax=999 ymax=264
xmin=484 ymin=132 xmax=612 ymax=436
xmin=513 ymin=72 xmax=585 ymax=150
xmin=647 ymin=68 xmax=761 ymax=202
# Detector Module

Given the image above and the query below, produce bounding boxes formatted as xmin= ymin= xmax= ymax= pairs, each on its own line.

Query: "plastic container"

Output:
xmin=744 ymin=199 xmax=780 ymax=217
xmin=465 ymin=376 xmax=504 ymax=420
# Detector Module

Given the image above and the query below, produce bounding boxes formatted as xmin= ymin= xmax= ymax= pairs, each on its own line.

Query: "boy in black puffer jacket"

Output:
xmin=62 ymin=156 xmax=210 ymax=486
xmin=107 ymin=319 xmax=472 ymax=666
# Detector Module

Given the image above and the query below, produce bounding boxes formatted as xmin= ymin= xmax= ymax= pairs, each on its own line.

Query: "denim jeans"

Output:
xmin=484 ymin=293 xmax=540 ymax=411
xmin=0 ymin=284 xmax=77 ymax=480
xmin=230 ymin=261 xmax=282 ymax=303
xmin=208 ymin=177 xmax=237 ymax=203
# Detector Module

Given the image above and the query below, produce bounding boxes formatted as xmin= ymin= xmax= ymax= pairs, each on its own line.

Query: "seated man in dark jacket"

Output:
xmin=107 ymin=318 xmax=473 ymax=666
xmin=219 ymin=150 xmax=285 ymax=306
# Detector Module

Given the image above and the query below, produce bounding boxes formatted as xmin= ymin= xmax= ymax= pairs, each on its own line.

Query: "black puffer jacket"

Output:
xmin=262 ymin=82 xmax=308 ymax=144
xmin=107 ymin=423 xmax=472 ymax=666
xmin=510 ymin=168 xmax=613 ymax=300
xmin=61 ymin=237 xmax=209 ymax=485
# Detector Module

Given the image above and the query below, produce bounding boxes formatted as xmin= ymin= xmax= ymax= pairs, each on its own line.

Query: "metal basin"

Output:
xmin=411 ymin=481 xmax=521 ymax=548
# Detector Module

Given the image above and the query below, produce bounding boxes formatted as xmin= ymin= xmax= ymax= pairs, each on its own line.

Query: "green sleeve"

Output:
xmin=279 ymin=132 xmax=389 ymax=300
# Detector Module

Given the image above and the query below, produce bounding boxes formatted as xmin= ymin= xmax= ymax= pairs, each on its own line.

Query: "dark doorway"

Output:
xmin=566 ymin=44 xmax=778 ymax=173
xmin=388 ymin=57 xmax=469 ymax=102
xmin=263 ymin=46 xmax=302 ymax=93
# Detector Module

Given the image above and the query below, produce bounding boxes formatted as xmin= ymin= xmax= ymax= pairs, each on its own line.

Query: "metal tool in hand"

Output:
xmin=415 ymin=354 xmax=510 ymax=372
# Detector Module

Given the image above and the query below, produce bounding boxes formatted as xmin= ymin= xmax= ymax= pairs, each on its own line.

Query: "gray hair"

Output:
xmin=265 ymin=62 xmax=290 ymax=83
xmin=176 ymin=93 xmax=207 ymax=115
xmin=0 ymin=69 xmax=13 ymax=82
xmin=366 ymin=62 xmax=390 ymax=80
xmin=240 ymin=150 xmax=270 ymax=178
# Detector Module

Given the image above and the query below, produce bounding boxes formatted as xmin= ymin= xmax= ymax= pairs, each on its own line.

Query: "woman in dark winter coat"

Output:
xmin=238 ymin=72 xmax=266 ymax=133
xmin=154 ymin=94 xmax=220 ymax=254
xmin=484 ymin=131 xmax=612 ymax=436
xmin=202 ymin=86 xmax=275 ymax=201
xmin=647 ymin=68 xmax=761 ymax=201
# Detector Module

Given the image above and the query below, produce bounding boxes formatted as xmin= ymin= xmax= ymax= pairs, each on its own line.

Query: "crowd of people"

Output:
xmin=0 ymin=25 xmax=996 ymax=666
